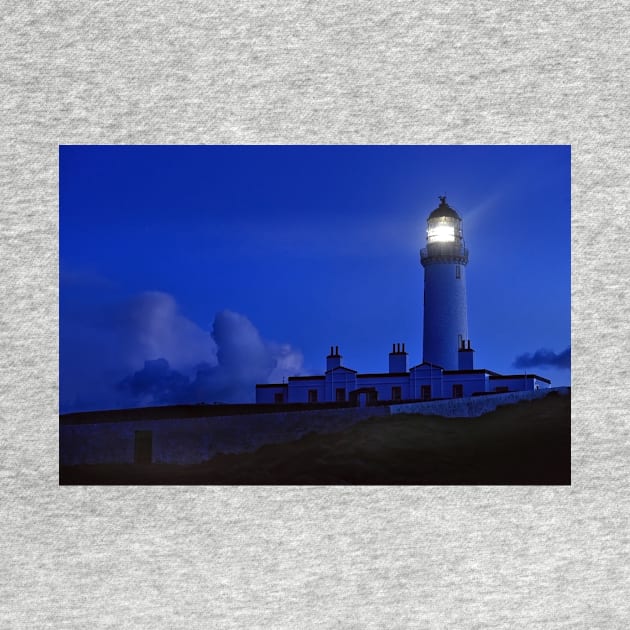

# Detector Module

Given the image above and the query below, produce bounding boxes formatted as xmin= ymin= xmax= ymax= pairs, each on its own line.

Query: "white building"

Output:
xmin=256 ymin=197 xmax=550 ymax=405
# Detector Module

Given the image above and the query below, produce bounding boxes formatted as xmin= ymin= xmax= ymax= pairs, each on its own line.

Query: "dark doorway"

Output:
xmin=134 ymin=431 xmax=153 ymax=464
xmin=421 ymin=385 xmax=431 ymax=401
xmin=349 ymin=387 xmax=378 ymax=406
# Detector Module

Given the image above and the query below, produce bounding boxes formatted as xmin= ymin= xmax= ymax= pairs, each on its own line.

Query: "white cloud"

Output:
xmin=61 ymin=295 xmax=305 ymax=411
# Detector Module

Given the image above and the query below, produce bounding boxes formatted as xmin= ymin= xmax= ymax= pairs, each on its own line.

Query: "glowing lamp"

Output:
xmin=427 ymin=221 xmax=456 ymax=243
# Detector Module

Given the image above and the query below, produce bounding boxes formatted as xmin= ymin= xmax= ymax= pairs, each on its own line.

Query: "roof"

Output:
xmin=410 ymin=361 xmax=444 ymax=371
xmin=288 ymin=375 xmax=326 ymax=381
xmin=428 ymin=196 xmax=461 ymax=221
xmin=358 ymin=372 xmax=409 ymax=378
xmin=325 ymin=366 xmax=358 ymax=374
xmin=443 ymin=368 xmax=500 ymax=376
xmin=489 ymin=373 xmax=552 ymax=384
xmin=256 ymin=383 xmax=288 ymax=388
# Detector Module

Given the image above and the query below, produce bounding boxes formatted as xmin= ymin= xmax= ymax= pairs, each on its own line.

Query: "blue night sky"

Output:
xmin=60 ymin=145 xmax=571 ymax=413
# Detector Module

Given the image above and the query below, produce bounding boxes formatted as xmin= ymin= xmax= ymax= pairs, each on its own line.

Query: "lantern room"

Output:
xmin=426 ymin=196 xmax=463 ymax=244
xmin=421 ymin=196 xmax=468 ymax=266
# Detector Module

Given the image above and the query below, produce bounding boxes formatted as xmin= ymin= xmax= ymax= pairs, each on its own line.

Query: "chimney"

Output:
xmin=458 ymin=339 xmax=474 ymax=370
xmin=389 ymin=342 xmax=408 ymax=373
xmin=327 ymin=345 xmax=341 ymax=371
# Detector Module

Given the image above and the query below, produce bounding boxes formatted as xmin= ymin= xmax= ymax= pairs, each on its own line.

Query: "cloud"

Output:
xmin=60 ymin=291 xmax=217 ymax=412
xmin=267 ymin=342 xmax=306 ymax=382
xmin=202 ymin=310 xmax=305 ymax=402
xmin=117 ymin=358 xmax=191 ymax=407
xmin=212 ymin=310 xmax=274 ymax=377
xmin=513 ymin=347 xmax=571 ymax=370
xmin=60 ymin=292 xmax=304 ymax=412
xmin=115 ymin=310 xmax=305 ymax=407
xmin=111 ymin=291 xmax=218 ymax=372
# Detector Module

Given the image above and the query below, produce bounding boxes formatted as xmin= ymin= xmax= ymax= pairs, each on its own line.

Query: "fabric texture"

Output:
xmin=1 ymin=1 xmax=628 ymax=627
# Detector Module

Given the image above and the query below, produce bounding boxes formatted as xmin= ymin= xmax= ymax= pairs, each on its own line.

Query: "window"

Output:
xmin=308 ymin=389 xmax=318 ymax=403
xmin=495 ymin=386 xmax=509 ymax=393
xmin=421 ymin=385 xmax=431 ymax=401
xmin=455 ymin=265 xmax=461 ymax=279
xmin=274 ymin=392 xmax=284 ymax=403
xmin=392 ymin=386 xmax=402 ymax=401
xmin=335 ymin=388 xmax=346 ymax=402
xmin=452 ymin=384 xmax=463 ymax=398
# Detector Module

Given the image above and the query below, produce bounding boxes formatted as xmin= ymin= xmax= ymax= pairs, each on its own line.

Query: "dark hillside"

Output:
xmin=60 ymin=391 xmax=570 ymax=485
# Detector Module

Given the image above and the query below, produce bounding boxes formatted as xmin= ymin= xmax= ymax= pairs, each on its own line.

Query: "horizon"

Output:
xmin=60 ymin=145 xmax=571 ymax=413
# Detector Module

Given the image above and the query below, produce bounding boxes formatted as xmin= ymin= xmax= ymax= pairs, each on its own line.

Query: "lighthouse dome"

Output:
xmin=428 ymin=196 xmax=461 ymax=220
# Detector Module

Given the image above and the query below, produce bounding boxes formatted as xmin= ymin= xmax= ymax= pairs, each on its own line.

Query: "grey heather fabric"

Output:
xmin=1 ymin=1 xmax=628 ymax=628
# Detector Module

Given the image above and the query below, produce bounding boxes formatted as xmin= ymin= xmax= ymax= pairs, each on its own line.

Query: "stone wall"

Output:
xmin=390 ymin=387 xmax=570 ymax=418
xmin=60 ymin=405 xmax=390 ymax=466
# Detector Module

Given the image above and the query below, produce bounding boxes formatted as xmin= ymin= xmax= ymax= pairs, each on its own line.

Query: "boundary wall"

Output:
xmin=60 ymin=387 xmax=569 ymax=465
xmin=60 ymin=405 xmax=390 ymax=466
xmin=390 ymin=387 xmax=570 ymax=418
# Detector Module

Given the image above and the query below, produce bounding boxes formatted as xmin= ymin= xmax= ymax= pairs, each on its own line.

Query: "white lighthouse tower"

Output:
xmin=420 ymin=196 xmax=472 ymax=371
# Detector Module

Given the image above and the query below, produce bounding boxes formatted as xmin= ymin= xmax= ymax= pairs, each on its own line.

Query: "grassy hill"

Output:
xmin=60 ymin=390 xmax=570 ymax=485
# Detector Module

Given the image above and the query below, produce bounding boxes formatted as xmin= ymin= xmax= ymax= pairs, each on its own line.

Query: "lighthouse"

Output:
xmin=420 ymin=196 xmax=472 ymax=371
